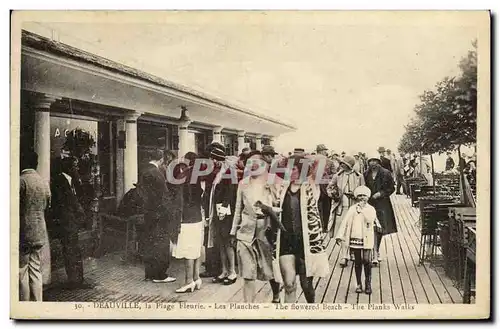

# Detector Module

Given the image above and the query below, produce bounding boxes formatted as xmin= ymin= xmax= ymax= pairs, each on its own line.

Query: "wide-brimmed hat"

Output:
xmin=339 ymin=155 xmax=356 ymax=169
xmin=316 ymin=144 xmax=328 ymax=152
xmin=208 ymin=142 xmax=226 ymax=161
xmin=354 ymin=185 xmax=372 ymax=198
xmin=377 ymin=146 xmax=386 ymax=153
xmin=262 ymin=145 xmax=277 ymax=156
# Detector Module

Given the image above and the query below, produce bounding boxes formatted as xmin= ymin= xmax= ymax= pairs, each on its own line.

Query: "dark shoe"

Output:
xmin=355 ymin=284 xmax=363 ymax=293
xmin=212 ymin=275 xmax=227 ymax=283
xmin=339 ymin=258 xmax=348 ymax=268
xmin=223 ymin=276 xmax=237 ymax=285
xmin=365 ymin=279 xmax=372 ymax=295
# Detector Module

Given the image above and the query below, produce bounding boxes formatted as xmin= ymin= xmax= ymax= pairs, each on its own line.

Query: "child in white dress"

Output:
xmin=335 ymin=185 xmax=381 ymax=294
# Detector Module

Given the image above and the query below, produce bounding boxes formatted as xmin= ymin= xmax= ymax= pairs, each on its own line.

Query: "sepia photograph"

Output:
xmin=10 ymin=10 xmax=490 ymax=319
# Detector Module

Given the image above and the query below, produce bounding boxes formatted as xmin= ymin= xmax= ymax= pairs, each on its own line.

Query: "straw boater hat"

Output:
xmin=354 ymin=185 xmax=372 ymax=198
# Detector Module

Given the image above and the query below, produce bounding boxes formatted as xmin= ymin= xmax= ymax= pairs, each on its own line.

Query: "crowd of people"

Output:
xmin=121 ymin=142 xmax=403 ymax=302
xmin=21 ymin=140 xmax=469 ymax=303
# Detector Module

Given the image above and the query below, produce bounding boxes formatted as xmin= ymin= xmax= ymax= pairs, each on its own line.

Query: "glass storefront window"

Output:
xmin=137 ymin=122 xmax=169 ymax=170
xmin=50 ymin=115 xmax=115 ymax=204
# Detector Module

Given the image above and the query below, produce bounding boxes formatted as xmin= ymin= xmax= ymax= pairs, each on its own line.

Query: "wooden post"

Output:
xmin=430 ymin=153 xmax=436 ymax=193
xmin=458 ymin=145 xmax=465 ymax=205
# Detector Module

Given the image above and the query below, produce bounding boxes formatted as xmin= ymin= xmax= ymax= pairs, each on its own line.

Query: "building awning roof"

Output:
xmin=21 ymin=30 xmax=296 ymax=136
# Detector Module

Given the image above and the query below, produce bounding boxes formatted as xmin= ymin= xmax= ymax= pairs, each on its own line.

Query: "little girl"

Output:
xmin=335 ymin=185 xmax=381 ymax=294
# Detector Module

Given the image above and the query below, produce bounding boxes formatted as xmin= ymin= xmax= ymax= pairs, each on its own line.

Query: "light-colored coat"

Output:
xmin=230 ymin=177 xmax=274 ymax=243
xmin=335 ymin=203 xmax=381 ymax=250
xmin=20 ymin=169 xmax=51 ymax=248
xmin=326 ymin=170 xmax=365 ymax=219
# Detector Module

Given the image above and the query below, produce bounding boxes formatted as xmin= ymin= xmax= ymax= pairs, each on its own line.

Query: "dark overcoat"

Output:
xmin=364 ymin=167 xmax=398 ymax=235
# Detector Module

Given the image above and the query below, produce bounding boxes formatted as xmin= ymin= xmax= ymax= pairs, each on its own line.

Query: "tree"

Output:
xmin=398 ymin=40 xmax=477 ymax=202
xmin=399 ymin=40 xmax=477 ymax=154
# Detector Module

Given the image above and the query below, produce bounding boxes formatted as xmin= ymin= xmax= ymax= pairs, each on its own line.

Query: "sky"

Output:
xmin=22 ymin=12 xmax=479 ymax=161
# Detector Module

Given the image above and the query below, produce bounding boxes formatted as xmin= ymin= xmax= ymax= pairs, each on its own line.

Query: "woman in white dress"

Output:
xmin=172 ymin=152 xmax=205 ymax=293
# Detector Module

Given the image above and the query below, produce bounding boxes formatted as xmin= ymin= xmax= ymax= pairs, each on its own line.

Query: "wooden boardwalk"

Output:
xmin=44 ymin=194 xmax=464 ymax=304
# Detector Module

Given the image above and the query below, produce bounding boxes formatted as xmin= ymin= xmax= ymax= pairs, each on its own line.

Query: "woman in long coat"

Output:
xmin=230 ymin=151 xmax=276 ymax=302
xmin=327 ymin=155 xmax=365 ymax=267
xmin=274 ymin=155 xmax=329 ymax=303
xmin=364 ymin=155 xmax=397 ymax=265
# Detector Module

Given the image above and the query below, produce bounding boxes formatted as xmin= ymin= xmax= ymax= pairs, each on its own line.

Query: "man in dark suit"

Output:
xmin=50 ymin=156 xmax=90 ymax=289
xmin=19 ymin=151 xmax=51 ymax=301
xmin=138 ymin=149 xmax=177 ymax=283
xmin=377 ymin=147 xmax=392 ymax=172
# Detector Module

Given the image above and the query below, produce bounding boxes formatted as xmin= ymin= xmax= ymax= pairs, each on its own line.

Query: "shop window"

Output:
xmin=137 ymin=122 xmax=169 ymax=169
xmin=98 ymin=121 xmax=115 ymax=197
xmin=195 ymin=132 xmax=208 ymax=156
xmin=50 ymin=115 xmax=116 ymax=211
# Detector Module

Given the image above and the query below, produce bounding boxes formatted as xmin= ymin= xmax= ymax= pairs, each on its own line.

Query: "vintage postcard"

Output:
xmin=10 ymin=10 xmax=490 ymax=319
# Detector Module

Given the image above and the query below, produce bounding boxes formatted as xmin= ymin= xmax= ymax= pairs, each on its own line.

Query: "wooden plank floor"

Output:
xmin=44 ymin=194 xmax=465 ymax=304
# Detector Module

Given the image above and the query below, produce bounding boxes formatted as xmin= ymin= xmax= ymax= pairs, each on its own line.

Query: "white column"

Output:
xmin=33 ymin=94 xmax=59 ymax=183
xmin=178 ymin=119 xmax=192 ymax=158
xmin=212 ymin=126 xmax=223 ymax=144
xmin=124 ymin=111 xmax=142 ymax=193
xmin=255 ymin=134 xmax=263 ymax=151
xmin=237 ymin=130 xmax=246 ymax=155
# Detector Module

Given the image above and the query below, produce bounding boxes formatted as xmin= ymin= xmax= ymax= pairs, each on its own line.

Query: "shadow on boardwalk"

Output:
xmin=43 ymin=195 xmax=464 ymax=304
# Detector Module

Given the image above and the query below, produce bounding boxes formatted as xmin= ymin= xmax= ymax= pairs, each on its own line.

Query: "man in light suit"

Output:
xmin=19 ymin=151 xmax=51 ymax=301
